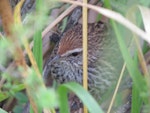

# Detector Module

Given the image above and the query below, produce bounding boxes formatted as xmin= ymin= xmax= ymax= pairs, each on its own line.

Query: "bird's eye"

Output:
xmin=71 ymin=52 xmax=79 ymax=56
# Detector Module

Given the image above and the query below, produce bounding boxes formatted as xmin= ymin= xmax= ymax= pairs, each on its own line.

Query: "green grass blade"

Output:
xmin=131 ymin=84 xmax=142 ymax=113
xmin=58 ymin=86 xmax=69 ymax=113
xmin=104 ymin=1 xmax=148 ymax=112
xmin=33 ymin=30 xmax=43 ymax=74
xmin=105 ymin=0 xmax=147 ymax=96
xmin=112 ymin=22 xmax=147 ymax=92
xmin=58 ymin=82 xmax=104 ymax=113
xmin=12 ymin=84 xmax=25 ymax=92
xmin=33 ymin=0 xmax=43 ymax=74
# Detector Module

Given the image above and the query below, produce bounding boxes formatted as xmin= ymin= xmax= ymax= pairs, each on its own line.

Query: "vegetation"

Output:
xmin=0 ymin=0 xmax=150 ymax=113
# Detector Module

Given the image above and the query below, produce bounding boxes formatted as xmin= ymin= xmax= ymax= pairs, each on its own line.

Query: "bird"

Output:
xmin=43 ymin=21 xmax=130 ymax=112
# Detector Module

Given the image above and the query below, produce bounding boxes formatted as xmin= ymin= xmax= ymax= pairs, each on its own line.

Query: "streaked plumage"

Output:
xmin=43 ymin=21 xmax=129 ymax=111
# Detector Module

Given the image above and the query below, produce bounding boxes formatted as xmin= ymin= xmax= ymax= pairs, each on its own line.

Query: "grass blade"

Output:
xmin=58 ymin=86 xmax=69 ymax=113
xmin=131 ymin=84 xmax=142 ymax=113
xmin=33 ymin=30 xmax=43 ymax=74
xmin=58 ymin=82 xmax=104 ymax=113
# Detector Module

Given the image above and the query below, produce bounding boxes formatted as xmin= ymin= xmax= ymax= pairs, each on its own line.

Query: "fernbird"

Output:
xmin=43 ymin=21 xmax=126 ymax=107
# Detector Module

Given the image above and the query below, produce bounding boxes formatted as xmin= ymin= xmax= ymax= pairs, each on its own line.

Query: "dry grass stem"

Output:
xmin=60 ymin=0 xmax=150 ymax=44
xmin=23 ymin=39 xmax=43 ymax=79
xmin=0 ymin=0 xmax=14 ymax=37
xmin=0 ymin=32 xmax=5 ymax=39
xmin=138 ymin=6 xmax=150 ymax=103
xmin=82 ymin=0 xmax=88 ymax=92
xmin=126 ymin=6 xmax=150 ymax=103
xmin=126 ymin=5 xmax=149 ymax=77
xmin=42 ymin=4 xmax=78 ymax=38
xmin=139 ymin=6 xmax=150 ymax=34
xmin=0 ymin=0 xmax=39 ymax=112
xmin=82 ymin=0 xmax=88 ymax=113
xmin=138 ymin=6 xmax=150 ymax=76
xmin=107 ymin=63 xmax=126 ymax=113
xmin=28 ymin=3 xmax=79 ymax=58
xmin=43 ymin=108 xmax=52 ymax=113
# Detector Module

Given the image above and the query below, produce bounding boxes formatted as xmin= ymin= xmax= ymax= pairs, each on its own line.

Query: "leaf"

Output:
xmin=36 ymin=88 xmax=58 ymax=109
xmin=0 ymin=84 xmax=25 ymax=102
xmin=33 ymin=30 xmax=43 ymax=74
xmin=138 ymin=6 xmax=150 ymax=35
xmin=12 ymin=84 xmax=25 ymax=93
xmin=0 ymin=108 xmax=8 ymax=113
xmin=58 ymin=82 xmax=104 ymax=113
xmin=33 ymin=0 xmax=43 ymax=74
xmin=14 ymin=92 xmax=28 ymax=103
xmin=131 ymin=84 xmax=142 ymax=113
xmin=58 ymin=86 xmax=69 ymax=113
xmin=0 ymin=92 xmax=9 ymax=102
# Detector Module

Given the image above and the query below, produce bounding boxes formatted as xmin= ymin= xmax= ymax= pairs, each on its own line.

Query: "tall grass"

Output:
xmin=0 ymin=0 xmax=150 ymax=113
